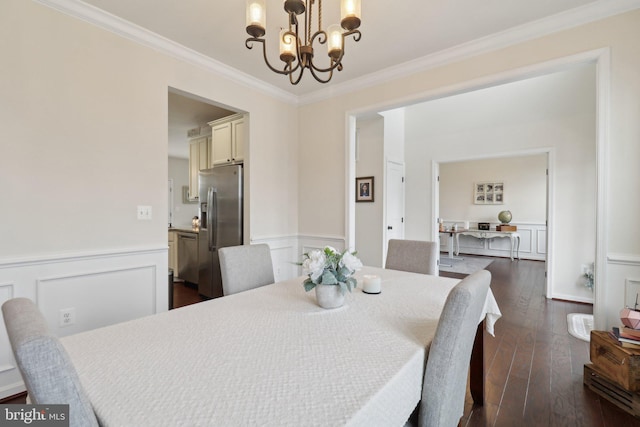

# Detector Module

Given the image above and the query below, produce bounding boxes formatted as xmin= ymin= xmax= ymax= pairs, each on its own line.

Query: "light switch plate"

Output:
xmin=137 ymin=205 xmax=152 ymax=220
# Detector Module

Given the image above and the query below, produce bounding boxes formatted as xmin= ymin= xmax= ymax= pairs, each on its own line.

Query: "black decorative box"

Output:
xmin=478 ymin=222 xmax=490 ymax=230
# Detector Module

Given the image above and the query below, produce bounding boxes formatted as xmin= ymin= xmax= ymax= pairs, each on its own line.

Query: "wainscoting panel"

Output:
xmin=37 ymin=265 xmax=156 ymax=338
xmin=0 ymin=247 xmax=168 ymax=400
xmin=251 ymin=236 xmax=299 ymax=282
xmin=0 ymin=282 xmax=19 ymax=398
xmin=537 ymin=229 xmax=548 ymax=254
xmin=515 ymin=229 xmax=533 ymax=255
xmin=604 ymin=254 xmax=640 ymax=328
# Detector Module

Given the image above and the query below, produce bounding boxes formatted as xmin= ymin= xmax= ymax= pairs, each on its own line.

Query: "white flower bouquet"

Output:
xmin=301 ymin=246 xmax=363 ymax=295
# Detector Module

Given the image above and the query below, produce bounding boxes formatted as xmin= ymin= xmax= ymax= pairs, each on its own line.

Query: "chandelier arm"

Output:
xmin=308 ymin=61 xmax=334 ymax=83
xmin=246 ymin=38 xmax=300 ymax=76
xmin=309 ymin=30 xmax=327 ymax=46
xmin=308 ymin=56 xmax=342 ymax=74
xmin=282 ymin=29 xmax=305 ymax=75
xmin=343 ymin=29 xmax=362 ymax=43
xmin=289 ymin=64 xmax=306 ymax=85
xmin=306 ymin=28 xmax=361 ymax=73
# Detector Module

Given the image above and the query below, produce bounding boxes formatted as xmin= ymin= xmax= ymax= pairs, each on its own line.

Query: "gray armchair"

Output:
xmin=2 ymin=297 xmax=99 ymax=427
xmin=219 ymin=243 xmax=275 ymax=295
xmin=385 ymin=239 xmax=438 ymax=275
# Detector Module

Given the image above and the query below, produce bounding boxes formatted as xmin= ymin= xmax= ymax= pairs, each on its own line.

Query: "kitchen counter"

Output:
xmin=169 ymin=227 xmax=199 ymax=234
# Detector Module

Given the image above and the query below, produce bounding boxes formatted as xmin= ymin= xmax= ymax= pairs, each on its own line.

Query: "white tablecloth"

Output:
xmin=62 ymin=267 xmax=501 ymax=426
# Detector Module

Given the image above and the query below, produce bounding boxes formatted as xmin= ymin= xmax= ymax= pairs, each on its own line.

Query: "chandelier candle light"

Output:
xmin=245 ymin=0 xmax=362 ymax=85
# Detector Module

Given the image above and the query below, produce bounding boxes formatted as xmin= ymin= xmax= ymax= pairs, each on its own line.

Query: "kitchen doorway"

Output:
xmin=167 ymin=87 xmax=246 ymax=299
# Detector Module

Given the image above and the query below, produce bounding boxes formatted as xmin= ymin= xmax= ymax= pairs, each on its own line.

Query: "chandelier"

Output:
xmin=245 ymin=0 xmax=362 ymax=85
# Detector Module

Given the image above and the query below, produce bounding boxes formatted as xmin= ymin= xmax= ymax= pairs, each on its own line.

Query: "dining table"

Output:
xmin=61 ymin=266 xmax=501 ymax=426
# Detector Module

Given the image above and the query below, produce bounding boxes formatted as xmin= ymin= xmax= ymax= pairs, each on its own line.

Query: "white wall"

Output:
xmin=439 ymin=155 xmax=547 ymax=224
xmin=0 ymin=0 xmax=299 ymax=398
xmin=382 ymin=109 xmax=405 ymax=163
xmin=439 ymin=155 xmax=548 ymax=261
xmin=298 ymin=11 xmax=640 ymax=328
xmin=355 ymin=116 xmax=384 ymax=267
xmin=0 ymin=0 xmax=298 ymax=259
xmin=168 ymin=157 xmax=198 ymax=228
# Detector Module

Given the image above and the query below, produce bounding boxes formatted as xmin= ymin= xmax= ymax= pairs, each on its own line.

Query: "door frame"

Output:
xmin=433 ymin=149 xmax=554 ymax=298
xmin=345 ymin=47 xmax=609 ymax=330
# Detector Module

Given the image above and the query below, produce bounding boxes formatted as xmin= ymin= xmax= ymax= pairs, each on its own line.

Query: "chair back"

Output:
xmin=385 ymin=239 xmax=438 ymax=275
xmin=219 ymin=244 xmax=275 ymax=296
xmin=419 ymin=269 xmax=491 ymax=427
xmin=2 ymin=298 xmax=99 ymax=427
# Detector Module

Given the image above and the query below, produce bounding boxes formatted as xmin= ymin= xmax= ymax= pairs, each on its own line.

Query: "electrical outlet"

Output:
xmin=137 ymin=205 xmax=152 ymax=220
xmin=59 ymin=308 xmax=76 ymax=327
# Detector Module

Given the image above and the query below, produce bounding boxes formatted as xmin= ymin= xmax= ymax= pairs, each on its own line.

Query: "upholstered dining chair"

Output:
xmin=385 ymin=239 xmax=438 ymax=276
xmin=219 ymin=243 xmax=275 ymax=296
xmin=2 ymin=297 xmax=99 ymax=427
xmin=406 ymin=269 xmax=491 ymax=427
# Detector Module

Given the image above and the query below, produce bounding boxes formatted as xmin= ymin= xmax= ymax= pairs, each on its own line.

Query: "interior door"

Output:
xmin=384 ymin=161 xmax=405 ymax=264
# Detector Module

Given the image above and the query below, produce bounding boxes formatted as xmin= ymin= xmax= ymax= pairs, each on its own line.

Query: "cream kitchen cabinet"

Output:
xmin=168 ymin=230 xmax=178 ymax=274
xmin=188 ymin=136 xmax=211 ymax=201
xmin=209 ymin=114 xmax=245 ymax=166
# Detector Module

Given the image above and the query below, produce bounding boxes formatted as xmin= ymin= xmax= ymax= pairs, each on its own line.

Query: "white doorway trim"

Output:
xmin=168 ymin=178 xmax=174 ymax=227
xmin=432 ymin=148 xmax=554 ymax=297
xmin=345 ymin=47 xmax=610 ymax=331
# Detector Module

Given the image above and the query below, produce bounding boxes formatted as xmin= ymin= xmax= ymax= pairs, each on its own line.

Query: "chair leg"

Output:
xmin=469 ymin=321 xmax=485 ymax=405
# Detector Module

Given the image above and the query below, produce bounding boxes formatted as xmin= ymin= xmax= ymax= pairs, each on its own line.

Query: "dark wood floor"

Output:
xmin=171 ymin=280 xmax=206 ymax=308
xmin=4 ymin=261 xmax=640 ymax=426
xmin=448 ymin=257 xmax=640 ymax=427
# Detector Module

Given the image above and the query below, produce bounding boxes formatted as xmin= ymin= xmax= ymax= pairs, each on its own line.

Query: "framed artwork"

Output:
xmin=474 ymin=182 xmax=504 ymax=205
xmin=356 ymin=176 xmax=374 ymax=202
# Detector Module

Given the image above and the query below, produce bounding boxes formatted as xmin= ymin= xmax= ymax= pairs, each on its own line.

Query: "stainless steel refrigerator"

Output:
xmin=198 ymin=164 xmax=243 ymax=298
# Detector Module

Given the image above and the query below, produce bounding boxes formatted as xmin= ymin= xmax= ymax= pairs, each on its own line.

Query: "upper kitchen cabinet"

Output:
xmin=209 ymin=114 xmax=245 ymax=166
xmin=188 ymin=136 xmax=211 ymax=201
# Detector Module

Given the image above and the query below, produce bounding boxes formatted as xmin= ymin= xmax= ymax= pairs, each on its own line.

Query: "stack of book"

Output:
xmin=611 ymin=326 xmax=640 ymax=349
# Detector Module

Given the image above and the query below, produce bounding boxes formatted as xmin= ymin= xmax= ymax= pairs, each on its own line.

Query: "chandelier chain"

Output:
xmin=307 ymin=0 xmax=312 ymax=46
xmin=318 ymin=0 xmax=322 ymax=34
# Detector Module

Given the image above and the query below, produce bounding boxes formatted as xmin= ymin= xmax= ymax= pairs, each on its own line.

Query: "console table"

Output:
xmin=455 ymin=230 xmax=520 ymax=260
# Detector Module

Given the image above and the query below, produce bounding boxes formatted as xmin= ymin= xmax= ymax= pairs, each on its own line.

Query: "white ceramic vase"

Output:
xmin=315 ymin=285 xmax=345 ymax=309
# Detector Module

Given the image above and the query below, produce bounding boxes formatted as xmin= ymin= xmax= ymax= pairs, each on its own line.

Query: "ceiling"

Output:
xmin=76 ymin=0 xmax=614 ymax=96
xmin=403 ymin=64 xmax=596 ymax=137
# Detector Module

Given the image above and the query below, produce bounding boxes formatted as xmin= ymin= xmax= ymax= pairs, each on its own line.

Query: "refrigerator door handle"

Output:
xmin=207 ymin=187 xmax=218 ymax=251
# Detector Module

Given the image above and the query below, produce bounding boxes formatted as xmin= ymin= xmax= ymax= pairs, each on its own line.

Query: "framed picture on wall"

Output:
xmin=356 ymin=176 xmax=374 ymax=202
xmin=474 ymin=181 xmax=504 ymax=204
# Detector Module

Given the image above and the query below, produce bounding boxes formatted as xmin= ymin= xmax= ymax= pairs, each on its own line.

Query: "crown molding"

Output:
xmin=299 ymin=0 xmax=640 ymax=105
xmin=33 ymin=0 xmax=640 ymax=107
xmin=33 ymin=0 xmax=299 ymax=105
